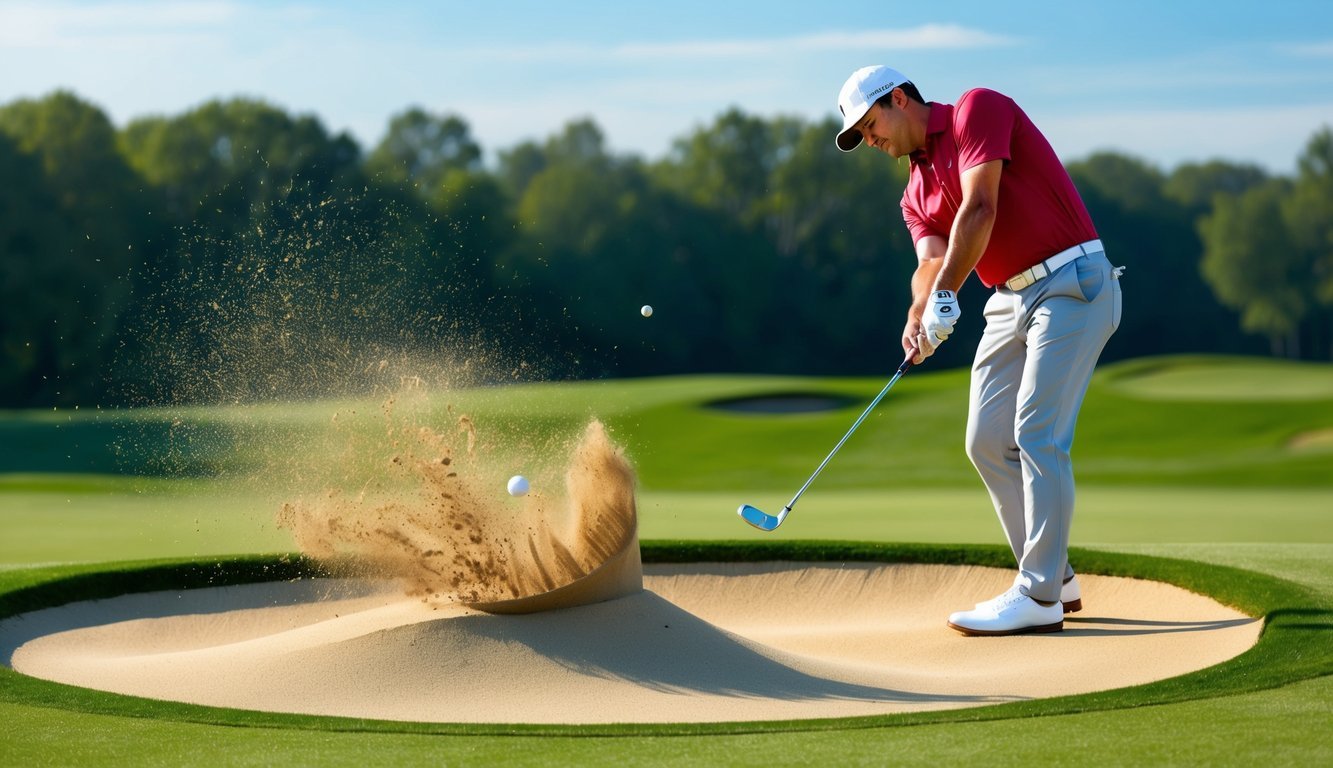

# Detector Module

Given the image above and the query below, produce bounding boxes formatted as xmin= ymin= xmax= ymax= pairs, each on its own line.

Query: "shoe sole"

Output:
xmin=947 ymin=619 xmax=1064 ymax=637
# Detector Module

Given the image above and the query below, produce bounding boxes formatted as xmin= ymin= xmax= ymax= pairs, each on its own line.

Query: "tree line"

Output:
xmin=1 ymin=90 xmax=1330 ymax=407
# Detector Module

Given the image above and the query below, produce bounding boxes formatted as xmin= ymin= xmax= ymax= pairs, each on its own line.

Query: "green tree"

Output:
xmin=422 ymin=169 xmax=516 ymax=342
xmin=364 ymin=108 xmax=482 ymax=194
xmin=495 ymin=119 xmax=616 ymax=207
xmin=1199 ymin=179 xmax=1310 ymax=356
xmin=755 ymin=117 xmax=925 ymax=371
xmin=495 ymin=141 xmax=548 ymax=201
xmin=1164 ymin=160 xmax=1268 ymax=216
xmin=113 ymin=99 xmax=463 ymax=404
xmin=0 ymin=92 xmax=150 ymax=406
xmin=118 ymin=98 xmax=362 ymax=231
xmin=503 ymin=133 xmax=641 ymax=375
xmin=498 ymin=117 xmax=783 ymax=376
xmin=1069 ymin=152 xmax=1254 ymax=359
xmin=656 ymin=108 xmax=802 ymax=227
xmin=1068 ymin=151 xmax=1168 ymax=214
xmin=1282 ymin=127 xmax=1333 ymax=357
xmin=0 ymin=132 xmax=71 ymax=403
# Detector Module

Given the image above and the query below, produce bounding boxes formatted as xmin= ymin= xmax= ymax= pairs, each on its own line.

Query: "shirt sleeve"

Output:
xmin=953 ymin=88 xmax=1015 ymax=172
xmin=900 ymin=190 xmax=940 ymax=244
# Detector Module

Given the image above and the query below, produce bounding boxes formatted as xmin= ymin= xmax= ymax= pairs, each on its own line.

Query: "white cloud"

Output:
xmin=1283 ymin=39 xmax=1333 ymax=57
xmin=0 ymin=1 xmax=317 ymax=48
xmin=335 ymin=23 xmax=1017 ymax=64
xmin=610 ymin=24 xmax=1017 ymax=59
xmin=0 ymin=1 xmax=230 ymax=45
xmin=0 ymin=6 xmax=1016 ymax=62
xmin=1040 ymin=102 xmax=1333 ymax=172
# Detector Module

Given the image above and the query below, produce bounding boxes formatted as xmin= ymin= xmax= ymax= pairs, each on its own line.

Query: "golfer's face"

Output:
xmin=857 ymin=102 xmax=906 ymax=158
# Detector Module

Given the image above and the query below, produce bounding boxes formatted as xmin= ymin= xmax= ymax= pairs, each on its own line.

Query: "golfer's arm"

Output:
xmin=933 ymin=159 xmax=1002 ymax=293
xmin=909 ymin=237 xmax=947 ymax=322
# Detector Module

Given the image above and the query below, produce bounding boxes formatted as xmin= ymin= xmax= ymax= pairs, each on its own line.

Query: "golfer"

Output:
xmin=835 ymin=66 xmax=1122 ymax=636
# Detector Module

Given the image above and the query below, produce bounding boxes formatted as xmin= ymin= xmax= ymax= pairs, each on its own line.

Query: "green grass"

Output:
xmin=3 ymin=676 xmax=1330 ymax=768
xmin=6 ymin=356 xmax=1332 ymax=491
xmin=0 ymin=475 xmax=290 ymax=566
xmin=1 ymin=354 xmax=1331 ymax=765
xmin=1102 ymin=355 xmax=1333 ymax=401
xmin=5 ymin=483 xmax=1330 ymax=568
xmin=637 ymin=487 xmax=1333 ymax=545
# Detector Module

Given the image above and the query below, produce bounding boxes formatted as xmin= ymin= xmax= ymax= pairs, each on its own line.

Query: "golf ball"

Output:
xmin=507 ymin=475 xmax=530 ymax=497
xmin=641 ymin=305 xmax=653 ymax=317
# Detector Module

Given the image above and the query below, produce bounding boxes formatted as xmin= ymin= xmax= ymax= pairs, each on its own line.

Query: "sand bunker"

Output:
xmin=0 ymin=562 xmax=1259 ymax=725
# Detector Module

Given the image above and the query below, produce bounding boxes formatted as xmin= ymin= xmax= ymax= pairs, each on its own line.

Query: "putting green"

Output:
xmin=1104 ymin=356 xmax=1333 ymax=401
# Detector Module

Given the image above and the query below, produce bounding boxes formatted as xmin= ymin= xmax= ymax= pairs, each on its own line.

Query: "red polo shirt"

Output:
xmin=900 ymin=88 xmax=1098 ymax=287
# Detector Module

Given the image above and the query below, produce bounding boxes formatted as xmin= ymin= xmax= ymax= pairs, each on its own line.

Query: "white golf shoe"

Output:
xmin=976 ymin=575 xmax=1083 ymax=614
xmin=973 ymin=583 xmax=1023 ymax=611
xmin=949 ymin=587 xmax=1064 ymax=636
xmin=1060 ymin=575 xmax=1083 ymax=613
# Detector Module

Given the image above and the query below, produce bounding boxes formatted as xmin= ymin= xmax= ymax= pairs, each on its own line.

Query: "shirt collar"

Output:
xmin=911 ymin=102 xmax=951 ymax=164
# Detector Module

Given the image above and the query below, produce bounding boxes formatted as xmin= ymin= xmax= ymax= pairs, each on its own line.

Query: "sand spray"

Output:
xmin=275 ymin=384 xmax=640 ymax=605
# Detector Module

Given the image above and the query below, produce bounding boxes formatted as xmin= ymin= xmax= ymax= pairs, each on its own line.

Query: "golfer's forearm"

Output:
xmin=935 ymin=199 xmax=996 ymax=293
xmin=909 ymin=242 xmax=946 ymax=320
xmin=909 ymin=263 xmax=944 ymax=321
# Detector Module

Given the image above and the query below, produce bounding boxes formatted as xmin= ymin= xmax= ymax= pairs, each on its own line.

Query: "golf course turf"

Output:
xmin=1 ymin=355 xmax=1330 ymax=765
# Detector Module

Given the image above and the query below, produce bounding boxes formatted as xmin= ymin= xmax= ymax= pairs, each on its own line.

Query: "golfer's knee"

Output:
xmin=964 ymin=428 xmax=1008 ymax=471
xmin=1014 ymin=430 xmax=1069 ymax=468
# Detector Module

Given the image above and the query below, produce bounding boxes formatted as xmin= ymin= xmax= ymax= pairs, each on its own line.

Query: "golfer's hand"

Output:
xmin=919 ymin=290 xmax=960 ymax=356
xmin=903 ymin=319 xmax=927 ymax=364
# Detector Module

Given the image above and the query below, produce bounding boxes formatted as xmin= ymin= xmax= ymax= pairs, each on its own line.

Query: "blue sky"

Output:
xmin=2 ymin=0 xmax=1331 ymax=174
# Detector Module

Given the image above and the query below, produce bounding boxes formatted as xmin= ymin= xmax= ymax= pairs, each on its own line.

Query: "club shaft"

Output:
xmin=785 ymin=353 xmax=914 ymax=510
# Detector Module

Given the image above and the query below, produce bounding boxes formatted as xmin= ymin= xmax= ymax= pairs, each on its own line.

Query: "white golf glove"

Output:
xmin=920 ymin=289 xmax=960 ymax=353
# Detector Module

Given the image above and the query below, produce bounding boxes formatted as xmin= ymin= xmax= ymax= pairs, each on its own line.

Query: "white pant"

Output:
xmin=965 ymin=249 xmax=1122 ymax=602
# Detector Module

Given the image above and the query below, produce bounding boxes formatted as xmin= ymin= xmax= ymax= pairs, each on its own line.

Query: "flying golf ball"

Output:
xmin=640 ymin=305 xmax=653 ymax=317
xmin=506 ymin=475 xmax=530 ymax=496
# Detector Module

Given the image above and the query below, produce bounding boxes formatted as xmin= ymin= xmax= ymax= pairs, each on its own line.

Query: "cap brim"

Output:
xmin=835 ymin=102 xmax=870 ymax=152
xmin=836 ymin=127 xmax=863 ymax=152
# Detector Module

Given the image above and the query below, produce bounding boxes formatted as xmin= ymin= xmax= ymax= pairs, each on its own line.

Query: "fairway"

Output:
xmin=2 ymin=356 xmax=1331 ymax=765
xmin=1104 ymin=356 xmax=1333 ymax=401
xmin=5 ymin=484 xmax=1332 ymax=567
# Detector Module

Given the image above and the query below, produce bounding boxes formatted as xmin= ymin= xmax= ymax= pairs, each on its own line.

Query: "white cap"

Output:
xmin=836 ymin=65 xmax=911 ymax=152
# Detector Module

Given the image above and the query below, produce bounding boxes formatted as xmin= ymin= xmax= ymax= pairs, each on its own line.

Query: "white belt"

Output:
xmin=1003 ymin=239 xmax=1104 ymax=291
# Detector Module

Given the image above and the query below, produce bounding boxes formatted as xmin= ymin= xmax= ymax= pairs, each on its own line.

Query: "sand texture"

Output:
xmin=276 ymin=418 xmax=641 ymax=611
xmin=1 ymin=562 xmax=1259 ymax=725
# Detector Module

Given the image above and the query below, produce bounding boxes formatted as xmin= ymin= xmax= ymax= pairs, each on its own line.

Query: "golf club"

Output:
xmin=738 ymin=350 xmax=916 ymax=531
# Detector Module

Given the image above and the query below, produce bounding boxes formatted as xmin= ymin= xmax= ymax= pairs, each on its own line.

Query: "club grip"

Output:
xmin=899 ymin=349 xmax=917 ymax=374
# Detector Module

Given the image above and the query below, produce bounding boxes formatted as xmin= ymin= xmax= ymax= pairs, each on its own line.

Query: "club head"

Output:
xmin=738 ymin=504 xmax=784 ymax=531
